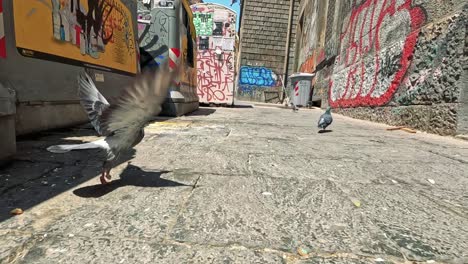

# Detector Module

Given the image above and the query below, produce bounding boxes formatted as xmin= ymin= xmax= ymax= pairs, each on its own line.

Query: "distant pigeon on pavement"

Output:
xmin=318 ymin=106 xmax=333 ymax=131
xmin=290 ymin=102 xmax=298 ymax=112
xmin=47 ymin=63 xmax=178 ymax=184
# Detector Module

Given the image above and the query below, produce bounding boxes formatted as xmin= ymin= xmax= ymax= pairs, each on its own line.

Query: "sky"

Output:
xmin=204 ymin=0 xmax=241 ymax=31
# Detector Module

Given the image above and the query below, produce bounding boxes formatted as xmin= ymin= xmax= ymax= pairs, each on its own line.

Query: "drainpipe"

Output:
xmin=282 ymin=0 xmax=295 ymax=103
xmin=234 ymin=0 xmax=247 ymax=104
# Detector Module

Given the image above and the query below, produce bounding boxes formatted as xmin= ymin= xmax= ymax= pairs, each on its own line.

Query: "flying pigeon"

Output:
xmin=47 ymin=63 xmax=178 ymax=184
xmin=318 ymin=106 xmax=333 ymax=131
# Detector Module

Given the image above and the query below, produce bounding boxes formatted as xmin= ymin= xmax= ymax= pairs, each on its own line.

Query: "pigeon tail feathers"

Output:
xmin=46 ymin=139 xmax=110 ymax=153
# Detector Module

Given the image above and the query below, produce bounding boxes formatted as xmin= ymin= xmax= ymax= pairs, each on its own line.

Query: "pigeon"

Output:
xmin=290 ymin=102 xmax=298 ymax=112
xmin=318 ymin=106 xmax=333 ymax=131
xmin=47 ymin=63 xmax=178 ymax=184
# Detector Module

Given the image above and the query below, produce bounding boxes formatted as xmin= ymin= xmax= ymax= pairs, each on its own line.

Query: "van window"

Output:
xmin=183 ymin=6 xmax=195 ymax=67
xmin=213 ymin=22 xmax=223 ymax=36
xmin=199 ymin=37 xmax=209 ymax=50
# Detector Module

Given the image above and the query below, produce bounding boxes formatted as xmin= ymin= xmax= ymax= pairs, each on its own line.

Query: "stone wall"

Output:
xmin=295 ymin=0 xmax=467 ymax=135
xmin=237 ymin=0 xmax=299 ymax=103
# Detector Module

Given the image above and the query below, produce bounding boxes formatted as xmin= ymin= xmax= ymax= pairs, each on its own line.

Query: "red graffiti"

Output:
xmin=197 ymin=50 xmax=234 ymax=104
xmin=300 ymin=50 xmax=325 ymax=73
xmin=102 ymin=1 xmax=129 ymax=45
xmin=329 ymin=0 xmax=425 ymax=107
xmin=300 ymin=54 xmax=315 ymax=73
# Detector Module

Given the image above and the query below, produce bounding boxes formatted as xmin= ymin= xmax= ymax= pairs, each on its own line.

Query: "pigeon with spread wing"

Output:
xmin=47 ymin=64 xmax=177 ymax=184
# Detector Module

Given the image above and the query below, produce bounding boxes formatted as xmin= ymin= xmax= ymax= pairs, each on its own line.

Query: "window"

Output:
xmin=199 ymin=37 xmax=209 ymax=50
xmin=213 ymin=22 xmax=223 ymax=36
xmin=182 ymin=6 xmax=194 ymax=67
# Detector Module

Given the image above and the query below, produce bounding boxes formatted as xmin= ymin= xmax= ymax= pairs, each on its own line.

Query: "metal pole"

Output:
xmin=282 ymin=0 xmax=294 ymax=103
xmin=234 ymin=0 xmax=247 ymax=105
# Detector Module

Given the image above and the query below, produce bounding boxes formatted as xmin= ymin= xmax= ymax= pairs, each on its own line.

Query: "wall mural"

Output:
xmin=237 ymin=65 xmax=282 ymax=102
xmin=137 ymin=5 xmax=171 ymax=69
xmin=192 ymin=4 xmax=236 ymax=104
xmin=193 ymin=12 xmax=213 ymax=36
xmin=329 ymin=0 xmax=426 ymax=107
xmin=13 ymin=0 xmax=137 ymax=75
xmin=239 ymin=66 xmax=278 ymax=87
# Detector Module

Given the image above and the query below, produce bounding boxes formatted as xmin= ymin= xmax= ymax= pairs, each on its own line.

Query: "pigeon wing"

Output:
xmin=318 ymin=115 xmax=326 ymax=127
xmin=99 ymin=64 xmax=178 ymax=137
xmin=78 ymin=71 xmax=110 ymax=136
xmin=325 ymin=114 xmax=333 ymax=125
xmin=318 ymin=113 xmax=332 ymax=128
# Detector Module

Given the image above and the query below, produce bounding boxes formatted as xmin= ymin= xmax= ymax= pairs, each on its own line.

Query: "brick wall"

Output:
xmin=237 ymin=0 xmax=299 ymax=103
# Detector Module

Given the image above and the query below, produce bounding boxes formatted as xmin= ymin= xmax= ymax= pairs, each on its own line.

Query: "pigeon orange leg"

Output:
xmin=100 ymin=167 xmax=112 ymax=185
xmin=105 ymin=168 xmax=112 ymax=180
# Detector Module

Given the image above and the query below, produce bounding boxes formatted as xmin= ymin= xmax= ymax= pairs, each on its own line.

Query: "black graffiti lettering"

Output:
xmin=138 ymin=24 xmax=168 ymax=69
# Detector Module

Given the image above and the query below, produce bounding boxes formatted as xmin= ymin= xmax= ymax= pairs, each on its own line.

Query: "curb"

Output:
xmin=455 ymin=135 xmax=468 ymax=141
xmin=234 ymin=101 xmax=324 ymax=110
xmin=234 ymin=101 xmax=286 ymax=109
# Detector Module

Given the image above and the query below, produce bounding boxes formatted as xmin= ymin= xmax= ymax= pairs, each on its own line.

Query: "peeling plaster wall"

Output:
xmin=295 ymin=0 xmax=467 ymax=135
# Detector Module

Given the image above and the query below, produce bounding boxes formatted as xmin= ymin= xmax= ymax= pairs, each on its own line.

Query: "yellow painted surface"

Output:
xmin=145 ymin=120 xmax=193 ymax=132
xmin=13 ymin=0 xmax=137 ymax=74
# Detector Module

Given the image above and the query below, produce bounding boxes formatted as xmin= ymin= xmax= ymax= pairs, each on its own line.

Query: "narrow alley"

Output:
xmin=1 ymin=106 xmax=467 ymax=263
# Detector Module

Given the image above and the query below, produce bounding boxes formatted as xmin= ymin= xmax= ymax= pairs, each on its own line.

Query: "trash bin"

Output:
xmin=0 ymin=82 xmax=16 ymax=163
xmin=288 ymin=73 xmax=315 ymax=107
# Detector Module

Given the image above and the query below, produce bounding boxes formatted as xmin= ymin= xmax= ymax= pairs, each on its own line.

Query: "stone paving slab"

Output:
xmin=17 ymin=237 xmax=284 ymax=264
xmin=1 ymin=106 xmax=468 ymax=263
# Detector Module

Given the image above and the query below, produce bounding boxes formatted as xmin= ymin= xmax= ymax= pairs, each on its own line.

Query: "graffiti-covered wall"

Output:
xmin=238 ymin=0 xmax=300 ymax=103
xmin=13 ymin=0 xmax=138 ymax=75
xmin=238 ymin=65 xmax=282 ymax=102
xmin=191 ymin=3 xmax=236 ymax=105
xmin=295 ymin=0 xmax=468 ymax=135
xmin=0 ymin=0 xmax=138 ymax=135
xmin=137 ymin=0 xmax=199 ymax=117
xmin=137 ymin=0 xmax=172 ymax=70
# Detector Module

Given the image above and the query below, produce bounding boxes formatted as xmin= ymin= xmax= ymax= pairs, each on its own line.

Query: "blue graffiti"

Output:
xmin=239 ymin=66 xmax=277 ymax=87
xmin=144 ymin=54 xmax=165 ymax=69
xmin=238 ymin=85 xmax=256 ymax=95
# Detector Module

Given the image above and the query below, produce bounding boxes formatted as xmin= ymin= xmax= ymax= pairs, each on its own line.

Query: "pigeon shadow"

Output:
xmin=318 ymin=130 xmax=333 ymax=134
xmin=73 ymin=165 xmax=188 ymax=198
xmin=0 ymin=128 xmax=138 ymax=222
xmin=185 ymin=107 xmax=217 ymax=116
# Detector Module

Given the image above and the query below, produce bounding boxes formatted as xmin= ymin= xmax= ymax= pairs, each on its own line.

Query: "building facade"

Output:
xmin=294 ymin=0 xmax=468 ymax=135
xmin=237 ymin=0 xmax=300 ymax=103
xmin=191 ymin=3 xmax=237 ymax=105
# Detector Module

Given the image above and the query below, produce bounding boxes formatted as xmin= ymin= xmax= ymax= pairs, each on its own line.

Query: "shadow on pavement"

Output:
xmin=73 ymin=165 xmax=188 ymax=198
xmin=0 ymin=107 xmax=210 ymax=222
xmin=318 ymin=130 xmax=333 ymax=134
xmin=0 ymin=126 xmax=134 ymax=223
xmin=231 ymin=103 xmax=255 ymax=108
xmin=185 ymin=107 xmax=216 ymax=116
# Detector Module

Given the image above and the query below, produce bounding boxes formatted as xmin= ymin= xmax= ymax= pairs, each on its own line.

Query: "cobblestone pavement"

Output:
xmin=1 ymin=106 xmax=468 ymax=264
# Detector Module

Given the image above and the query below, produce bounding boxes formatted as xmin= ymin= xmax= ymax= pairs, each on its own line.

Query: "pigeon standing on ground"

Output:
xmin=290 ymin=102 xmax=299 ymax=112
xmin=318 ymin=106 xmax=333 ymax=131
xmin=47 ymin=63 xmax=178 ymax=184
